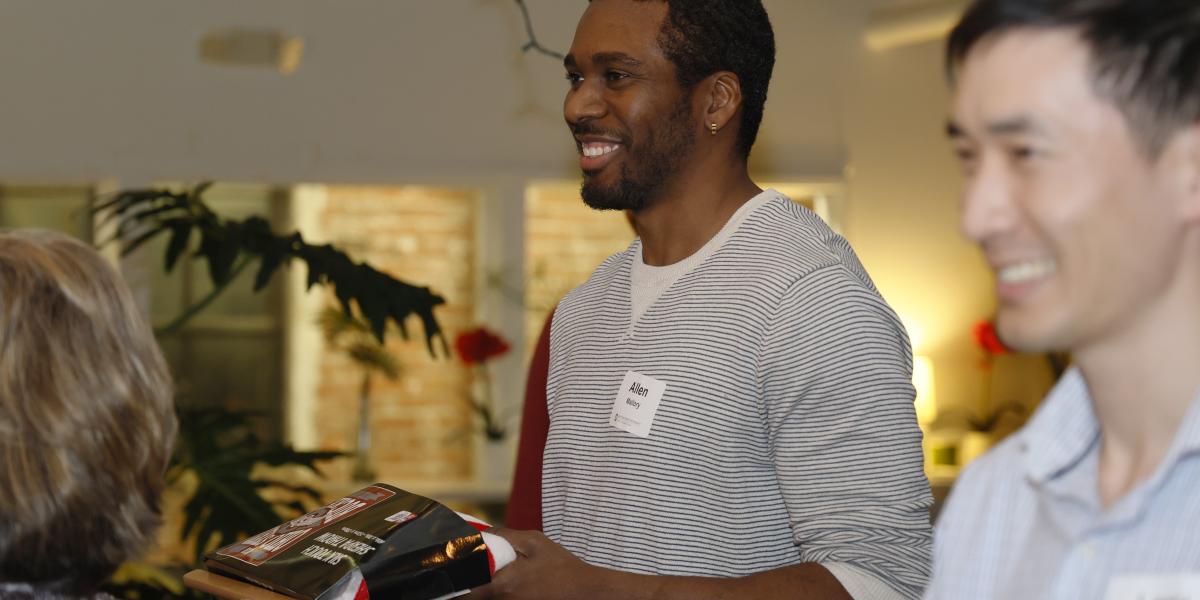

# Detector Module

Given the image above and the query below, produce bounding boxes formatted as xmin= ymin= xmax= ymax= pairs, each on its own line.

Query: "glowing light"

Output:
xmin=901 ymin=314 xmax=925 ymax=353
xmin=913 ymin=355 xmax=937 ymax=429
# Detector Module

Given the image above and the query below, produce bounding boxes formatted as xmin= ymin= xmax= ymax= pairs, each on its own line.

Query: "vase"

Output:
xmin=350 ymin=385 xmax=376 ymax=483
xmin=474 ymin=435 xmax=516 ymax=488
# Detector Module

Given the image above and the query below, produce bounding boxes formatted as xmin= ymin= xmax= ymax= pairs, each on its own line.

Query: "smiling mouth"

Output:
xmin=580 ymin=142 xmax=621 ymax=157
xmin=996 ymin=258 xmax=1057 ymax=284
xmin=578 ymin=141 xmax=623 ymax=172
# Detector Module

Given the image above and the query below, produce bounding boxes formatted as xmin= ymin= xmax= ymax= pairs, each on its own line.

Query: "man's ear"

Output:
xmin=1173 ymin=123 xmax=1200 ymax=224
xmin=698 ymin=71 xmax=743 ymax=135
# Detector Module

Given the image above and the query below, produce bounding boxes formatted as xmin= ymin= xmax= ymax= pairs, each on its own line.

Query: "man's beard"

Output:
xmin=579 ymin=101 xmax=696 ymax=212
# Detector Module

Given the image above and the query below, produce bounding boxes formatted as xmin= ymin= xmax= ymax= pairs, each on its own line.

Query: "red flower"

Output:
xmin=454 ymin=327 xmax=511 ymax=365
xmin=973 ymin=320 xmax=1009 ymax=356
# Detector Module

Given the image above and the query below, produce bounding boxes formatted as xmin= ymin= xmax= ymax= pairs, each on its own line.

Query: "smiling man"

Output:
xmin=928 ymin=0 xmax=1200 ymax=598
xmin=472 ymin=1 xmax=932 ymax=599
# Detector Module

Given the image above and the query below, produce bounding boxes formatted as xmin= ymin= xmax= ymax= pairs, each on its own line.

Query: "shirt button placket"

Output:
xmin=1052 ymin=539 xmax=1097 ymax=600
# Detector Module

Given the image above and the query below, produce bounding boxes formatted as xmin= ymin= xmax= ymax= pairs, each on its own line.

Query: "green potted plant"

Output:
xmin=96 ymin=184 xmax=447 ymax=597
xmin=319 ymin=307 xmax=402 ymax=482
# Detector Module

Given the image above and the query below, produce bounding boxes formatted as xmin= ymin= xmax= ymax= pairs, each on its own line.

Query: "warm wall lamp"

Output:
xmin=864 ymin=0 xmax=969 ymax=51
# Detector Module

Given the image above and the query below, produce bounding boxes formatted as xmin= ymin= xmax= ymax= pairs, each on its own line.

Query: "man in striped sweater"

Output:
xmin=471 ymin=1 xmax=932 ymax=599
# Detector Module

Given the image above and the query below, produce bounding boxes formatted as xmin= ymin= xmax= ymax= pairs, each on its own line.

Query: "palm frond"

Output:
xmin=96 ymin=184 xmax=447 ymax=355
xmin=173 ymin=407 xmax=342 ymax=563
xmin=347 ymin=342 xmax=402 ymax=380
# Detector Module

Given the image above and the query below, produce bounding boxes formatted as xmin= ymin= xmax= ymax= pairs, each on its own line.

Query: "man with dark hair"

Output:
xmin=473 ymin=1 xmax=932 ymax=599
xmin=930 ymin=0 xmax=1200 ymax=597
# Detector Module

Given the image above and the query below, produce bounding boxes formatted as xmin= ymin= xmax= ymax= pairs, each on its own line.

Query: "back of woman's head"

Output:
xmin=0 ymin=230 xmax=176 ymax=594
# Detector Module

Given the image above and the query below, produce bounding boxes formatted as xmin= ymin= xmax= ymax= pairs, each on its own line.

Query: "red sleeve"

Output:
xmin=504 ymin=308 xmax=554 ymax=530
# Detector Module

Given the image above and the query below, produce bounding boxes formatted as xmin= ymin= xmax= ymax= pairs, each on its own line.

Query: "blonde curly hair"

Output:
xmin=0 ymin=230 xmax=176 ymax=594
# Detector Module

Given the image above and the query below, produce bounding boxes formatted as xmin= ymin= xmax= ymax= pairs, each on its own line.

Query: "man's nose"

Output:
xmin=564 ymin=80 xmax=606 ymax=127
xmin=961 ymin=157 xmax=1019 ymax=246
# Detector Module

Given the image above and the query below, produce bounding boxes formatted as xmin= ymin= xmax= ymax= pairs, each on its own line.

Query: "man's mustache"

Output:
xmin=570 ymin=122 xmax=628 ymax=144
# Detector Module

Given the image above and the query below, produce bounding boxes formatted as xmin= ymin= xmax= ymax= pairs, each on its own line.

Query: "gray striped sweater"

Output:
xmin=543 ymin=191 xmax=932 ymax=599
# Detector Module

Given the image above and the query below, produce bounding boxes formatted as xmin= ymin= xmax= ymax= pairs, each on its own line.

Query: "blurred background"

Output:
xmin=0 ymin=0 xmax=1061 ymax=593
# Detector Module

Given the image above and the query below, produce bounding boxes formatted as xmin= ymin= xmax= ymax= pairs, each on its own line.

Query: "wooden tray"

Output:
xmin=183 ymin=570 xmax=294 ymax=600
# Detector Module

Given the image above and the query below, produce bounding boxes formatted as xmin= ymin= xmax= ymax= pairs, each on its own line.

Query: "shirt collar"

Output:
xmin=1019 ymin=367 xmax=1200 ymax=486
xmin=1018 ymin=367 xmax=1100 ymax=485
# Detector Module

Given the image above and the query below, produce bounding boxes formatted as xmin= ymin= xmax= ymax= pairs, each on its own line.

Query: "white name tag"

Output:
xmin=609 ymin=370 xmax=666 ymax=438
xmin=1106 ymin=574 xmax=1200 ymax=600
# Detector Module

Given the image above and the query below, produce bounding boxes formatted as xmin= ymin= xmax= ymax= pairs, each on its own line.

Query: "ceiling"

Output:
xmin=0 ymin=0 xmax=916 ymax=184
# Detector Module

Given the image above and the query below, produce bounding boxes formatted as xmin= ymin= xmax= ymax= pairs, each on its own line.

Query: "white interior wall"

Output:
xmin=0 ymin=0 xmax=868 ymax=184
xmin=0 ymin=0 xmax=1048 ymax=447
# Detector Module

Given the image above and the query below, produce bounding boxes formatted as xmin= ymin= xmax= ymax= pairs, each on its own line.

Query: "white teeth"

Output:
xmin=582 ymin=145 xmax=619 ymax=158
xmin=997 ymin=259 xmax=1057 ymax=284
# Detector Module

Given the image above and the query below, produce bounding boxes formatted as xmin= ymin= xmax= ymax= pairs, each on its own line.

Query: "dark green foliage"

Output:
xmin=171 ymin=408 xmax=343 ymax=563
xmin=90 ymin=185 xmax=450 ymax=595
xmin=95 ymin=183 xmax=448 ymax=355
xmin=318 ymin=306 xmax=402 ymax=380
xmin=101 ymin=574 xmax=204 ymax=600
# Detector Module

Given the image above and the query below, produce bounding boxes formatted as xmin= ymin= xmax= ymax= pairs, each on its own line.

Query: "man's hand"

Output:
xmin=464 ymin=528 xmax=852 ymax=600
xmin=465 ymin=528 xmax=607 ymax=600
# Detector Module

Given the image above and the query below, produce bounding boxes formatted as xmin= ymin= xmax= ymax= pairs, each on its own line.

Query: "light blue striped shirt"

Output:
xmin=926 ymin=368 xmax=1200 ymax=599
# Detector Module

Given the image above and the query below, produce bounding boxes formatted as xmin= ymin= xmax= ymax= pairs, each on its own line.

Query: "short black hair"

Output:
xmin=592 ymin=0 xmax=776 ymax=158
xmin=947 ymin=0 xmax=1200 ymax=157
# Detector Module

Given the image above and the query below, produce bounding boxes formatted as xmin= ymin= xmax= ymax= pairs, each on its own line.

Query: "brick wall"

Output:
xmin=316 ymin=186 xmax=478 ymax=482
xmin=313 ymin=184 xmax=643 ymax=481
xmin=524 ymin=183 xmax=636 ymax=358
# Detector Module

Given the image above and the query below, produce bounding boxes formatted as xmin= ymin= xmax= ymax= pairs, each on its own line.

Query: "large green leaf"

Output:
xmin=164 ymin=221 xmax=193 ymax=272
xmin=95 ymin=184 xmax=437 ymax=592
xmin=172 ymin=408 xmax=342 ymax=563
xmin=95 ymin=184 xmax=447 ymax=354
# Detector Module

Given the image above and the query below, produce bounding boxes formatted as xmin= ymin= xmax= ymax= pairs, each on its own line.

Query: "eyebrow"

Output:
xmin=946 ymin=116 xmax=1049 ymax=138
xmin=563 ymin=51 xmax=644 ymax=70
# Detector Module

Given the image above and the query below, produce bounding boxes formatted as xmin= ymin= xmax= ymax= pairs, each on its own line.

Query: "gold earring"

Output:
xmin=710 ymin=123 xmax=719 ymax=136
